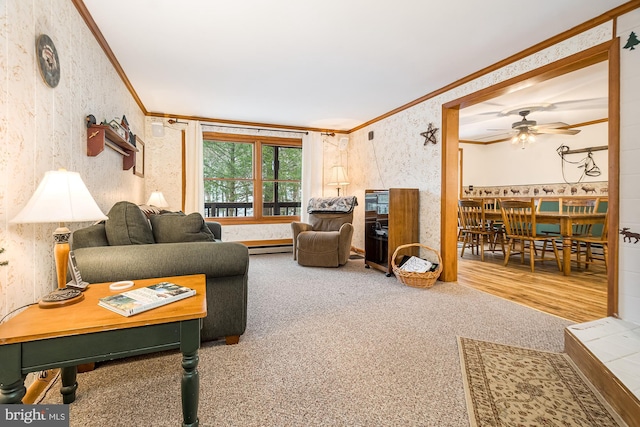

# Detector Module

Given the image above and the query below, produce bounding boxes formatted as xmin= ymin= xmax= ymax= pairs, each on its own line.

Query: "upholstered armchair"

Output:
xmin=291 ymin=196 xmax=358 ymax=267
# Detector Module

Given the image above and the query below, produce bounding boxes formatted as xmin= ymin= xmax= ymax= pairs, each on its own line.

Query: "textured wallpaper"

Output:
xmin=0 ymin=0 xmax=145 ymax=315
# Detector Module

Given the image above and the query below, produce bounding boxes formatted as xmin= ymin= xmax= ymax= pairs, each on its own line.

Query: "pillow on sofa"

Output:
xmin=150 ymin=212 xmax=216 ymax=243
xmin=105 ymin=201 xmax=155 ymax=245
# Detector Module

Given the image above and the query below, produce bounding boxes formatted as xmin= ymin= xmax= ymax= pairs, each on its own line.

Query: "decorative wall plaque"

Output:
xmin=36 ymin=34 xmax=60 ymax=88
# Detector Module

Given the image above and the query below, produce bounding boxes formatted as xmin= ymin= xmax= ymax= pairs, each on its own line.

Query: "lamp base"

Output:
xmin=39 ymin=288 xmax=84 ymax=309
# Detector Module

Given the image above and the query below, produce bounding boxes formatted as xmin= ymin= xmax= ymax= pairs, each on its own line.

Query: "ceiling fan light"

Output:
xmin=511 ymin=135 xmax=519 ymax=144
xmin=528 ymin=134 xmax=535 ymax=143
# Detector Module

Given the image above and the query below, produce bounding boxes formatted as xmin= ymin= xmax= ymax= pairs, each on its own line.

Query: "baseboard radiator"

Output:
xmin=239 ymin=239 xmax=293 ymax=255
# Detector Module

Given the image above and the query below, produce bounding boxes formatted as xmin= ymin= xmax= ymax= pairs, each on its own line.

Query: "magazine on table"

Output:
xmin=98 ymin=281 xmax=195 ymax=317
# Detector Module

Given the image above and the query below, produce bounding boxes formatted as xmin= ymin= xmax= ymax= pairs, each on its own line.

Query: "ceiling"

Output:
xmin=81 ymin=0 xmax=627 ymax=132
xmin=459 ymin=61 xmax=609 ymax=143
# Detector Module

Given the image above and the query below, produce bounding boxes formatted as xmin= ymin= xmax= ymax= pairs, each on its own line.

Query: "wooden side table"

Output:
xmin=0 ymin=274 xmax=207 ymax=427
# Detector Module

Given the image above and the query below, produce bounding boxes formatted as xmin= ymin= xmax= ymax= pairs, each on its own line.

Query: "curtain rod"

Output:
xmin=201 ymin=123 xmax=308 ymax=135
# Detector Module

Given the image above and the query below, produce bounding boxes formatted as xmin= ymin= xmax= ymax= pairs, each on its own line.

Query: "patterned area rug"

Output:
xmin=458 ymin=337 xmax=626 ymax=427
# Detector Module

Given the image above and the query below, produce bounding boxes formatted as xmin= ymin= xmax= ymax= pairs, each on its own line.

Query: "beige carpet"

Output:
xmin=36 ymin=254 xmax=589 ymax=426
xmin=458 ymin=337 xmax=626 ymax=427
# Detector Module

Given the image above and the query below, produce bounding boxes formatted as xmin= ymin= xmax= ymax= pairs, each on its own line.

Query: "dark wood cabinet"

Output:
xmin=364 ymin=188 xmax=419 ymax=275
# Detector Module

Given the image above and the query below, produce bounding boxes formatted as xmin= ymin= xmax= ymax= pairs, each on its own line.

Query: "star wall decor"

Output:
xmin=421 ymin=123 xmax=439 ymax=145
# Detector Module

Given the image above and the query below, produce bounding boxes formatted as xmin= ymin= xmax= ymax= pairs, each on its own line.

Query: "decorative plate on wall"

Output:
xmin=36 ymin=34 xmax=60 ymax=88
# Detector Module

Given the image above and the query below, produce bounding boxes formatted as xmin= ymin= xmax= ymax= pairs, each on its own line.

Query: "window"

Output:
xmin=202 ymin=132 xmax=302 ymax=224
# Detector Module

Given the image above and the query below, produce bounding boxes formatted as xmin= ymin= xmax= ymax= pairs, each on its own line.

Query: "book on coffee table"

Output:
xmin=99 ymin=281 xmax=196 ymax=317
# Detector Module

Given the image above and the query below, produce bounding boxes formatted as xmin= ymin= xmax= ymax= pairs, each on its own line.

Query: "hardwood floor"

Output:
xmin=456 ymin=243 xmax=607 ymax=323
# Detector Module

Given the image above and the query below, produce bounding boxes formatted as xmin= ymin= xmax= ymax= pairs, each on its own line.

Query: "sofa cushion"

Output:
xmin=150 ymin=212 xmax=216 ymax=243
xmin=105 ymin=201 xmax=155 ymax=245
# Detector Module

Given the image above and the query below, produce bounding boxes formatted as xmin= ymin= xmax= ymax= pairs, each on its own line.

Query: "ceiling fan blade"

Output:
xmin=534 ymin=122 xmax=570 ymax=129
xmin=534 ymin=128 xmax=580 ymax=135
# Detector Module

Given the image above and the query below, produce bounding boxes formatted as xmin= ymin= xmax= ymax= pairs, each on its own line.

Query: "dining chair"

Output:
xmin=538 ymin=198 xmax=598 ymax=249
xmin=500 ymin=199 xmax=562 ymax=272
xmin=458 ymin=199 xmax=503 ymax=261
xmin=482 ymin=198 xmax=498 ymax=210
xmin=488 ymin=198 xmax=507 ymax=252
xmin=457 ymin=205 xmax=465 ymax=243
xmin=572 ymin=210 xmax=609 ymax=271
xmin=562 ymin=198 xmax=598 ymax=237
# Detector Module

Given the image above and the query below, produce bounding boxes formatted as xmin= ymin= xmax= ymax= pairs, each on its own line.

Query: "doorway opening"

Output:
xmin=441 ymin=39 xmax=620 ymax=318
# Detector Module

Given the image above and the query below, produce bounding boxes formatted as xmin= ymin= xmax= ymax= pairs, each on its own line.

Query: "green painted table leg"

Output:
xmin=60 ymin=366 xmax=78 ymax=404
xmin=181 ymin=320 xmax=200 ymax=427
xmin=181 ymin=350 xmax=199 ymax=427
xmin=0 ymin=343 xmax=25 ymax=403
xmin=0 ymin=378 xmax=26 ymax=404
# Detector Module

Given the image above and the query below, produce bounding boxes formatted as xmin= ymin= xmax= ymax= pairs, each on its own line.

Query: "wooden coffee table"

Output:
xmin=0 ymin=274 xmax=207 ymax=427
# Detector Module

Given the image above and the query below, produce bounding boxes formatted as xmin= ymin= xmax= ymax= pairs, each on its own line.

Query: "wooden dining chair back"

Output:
xmin=572 ymin=209 xmax=609 ymax=271
xmin=562 ymin=198 xmax=598 ymax=237
xmin=457 ymin=205 xmax=464 ymax=242
xmin=482 ymin=198 xmax=498 ymax=210
xmin=500 ymin=199 xmax=562 ymax=272
xmin=501 ymin=199 xmax=535 ymax=238
xmin=458 ymin=199 xmax=503 ymax=261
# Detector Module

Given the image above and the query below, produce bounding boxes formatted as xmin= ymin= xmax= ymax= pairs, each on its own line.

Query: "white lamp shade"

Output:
xmin=11 ymin=169 xmax=108 ymax=224
xmin=327 ymin=166 xmax=349 ymax=186
xmin=146 ymin=191 xmax=169 ymax=208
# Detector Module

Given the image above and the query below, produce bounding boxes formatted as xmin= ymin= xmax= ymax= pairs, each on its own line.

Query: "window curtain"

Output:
xmin=301 ymin=131 xmax=323 ymax=223
xmin=184 ymin=120 xmax=204 ymax=214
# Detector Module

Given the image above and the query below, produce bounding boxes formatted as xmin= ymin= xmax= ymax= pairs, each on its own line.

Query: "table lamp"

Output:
xmin=146 ymin=191 xmax=169 ymax=208
xmin=327 ymin=165 xmax=349 ymax=196
xmin=11 ymin=169 xmax=108 ymax=308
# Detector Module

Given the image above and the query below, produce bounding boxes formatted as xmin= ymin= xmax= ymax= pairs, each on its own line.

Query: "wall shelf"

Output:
xmin=87 ymin=124 xmax=138 ymax=170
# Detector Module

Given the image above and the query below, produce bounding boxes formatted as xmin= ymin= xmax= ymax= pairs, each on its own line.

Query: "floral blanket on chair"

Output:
xmin=307 ymin=196 xmax=358 ymax=214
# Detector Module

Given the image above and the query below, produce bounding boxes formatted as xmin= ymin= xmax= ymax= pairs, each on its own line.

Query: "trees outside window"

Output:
xmin=203 ymin=132 xmax=302 ymax=224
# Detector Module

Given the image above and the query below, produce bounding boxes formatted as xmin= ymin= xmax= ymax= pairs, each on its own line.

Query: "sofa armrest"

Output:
xmin=291 ymin=221 xmax=313 ymax=260
xmin=73 ymin=241 xmax=248 ymax=284
xmin=72 ymin=223 xmax=109 ymax=249
xmin=205 ymin=221 xmax=222 ymax=240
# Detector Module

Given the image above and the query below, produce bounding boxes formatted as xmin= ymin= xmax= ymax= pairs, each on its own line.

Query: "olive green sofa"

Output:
xmin=71 ymin=201 xmax=248 ymax=344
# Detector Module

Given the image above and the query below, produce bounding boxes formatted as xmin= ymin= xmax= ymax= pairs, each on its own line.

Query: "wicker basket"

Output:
xmin=391 ymin=243 xmax=443 ymax=288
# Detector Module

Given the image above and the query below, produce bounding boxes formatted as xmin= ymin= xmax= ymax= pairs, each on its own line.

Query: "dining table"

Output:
xmin=484 ymin=209 xmax=607 ymax=276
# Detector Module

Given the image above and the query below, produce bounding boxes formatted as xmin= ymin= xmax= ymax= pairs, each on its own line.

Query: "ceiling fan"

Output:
xmin=499 ymin=110 xmax=581 ymax=148
xmin=511 ymin=109 xmax=580 ymax=135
